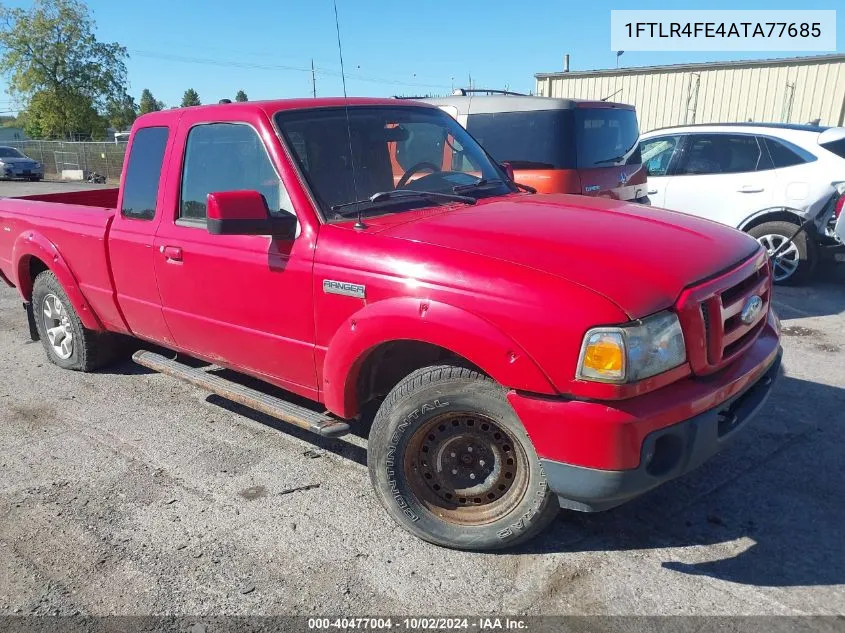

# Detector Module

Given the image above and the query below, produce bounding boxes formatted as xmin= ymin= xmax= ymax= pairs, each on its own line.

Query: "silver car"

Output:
xmin=0 ymin=146 xmax=43 ymax=181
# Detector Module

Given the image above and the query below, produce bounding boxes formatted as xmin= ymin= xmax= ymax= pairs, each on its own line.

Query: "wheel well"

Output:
xmin=356 ymin=340 xmax=482 ymax=411
xmin=741 ymin=210 xmax=802 ymax=233
xmin=20 ymin=256 xmax=49 ymax=300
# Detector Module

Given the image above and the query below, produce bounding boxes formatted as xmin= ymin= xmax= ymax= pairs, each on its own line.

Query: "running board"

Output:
xmin=132 ymin=350 xmax=350 ymax=438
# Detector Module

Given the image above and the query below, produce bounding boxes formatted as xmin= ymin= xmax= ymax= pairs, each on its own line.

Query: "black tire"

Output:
xmin=29 ymin=176 xmax=41 ymax=182
xmin=32 ymin=270 xmax=119 ymax=371
xmin=368 ymin=364 xmax=559 ymax=550
xmin=748 ymin=220 xmax=817 ymax=285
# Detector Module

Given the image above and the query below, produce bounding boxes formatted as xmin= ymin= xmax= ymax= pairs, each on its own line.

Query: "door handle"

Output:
xmin=647 ymin=189 xmax=658 ymax=195
xmin=737 ymin=186 xmax=764 ymax=193
xmin=160 ymin=245 xmax=183 ymax=262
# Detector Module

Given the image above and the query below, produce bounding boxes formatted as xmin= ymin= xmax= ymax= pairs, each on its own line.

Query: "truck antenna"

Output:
xmin=332 ymin=0 xmax=365 ymax=230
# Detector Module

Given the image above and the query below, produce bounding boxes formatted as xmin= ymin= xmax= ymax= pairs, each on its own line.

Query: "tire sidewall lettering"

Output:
xmin=384 ymin=399 xmax=450 ymax=524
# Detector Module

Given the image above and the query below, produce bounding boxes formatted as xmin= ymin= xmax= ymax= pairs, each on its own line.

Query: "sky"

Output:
xmin=0 ymin=0 xmax=843 ymax=113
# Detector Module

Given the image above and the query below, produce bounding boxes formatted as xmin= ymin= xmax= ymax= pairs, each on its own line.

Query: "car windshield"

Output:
xmin=274 ymin=105 xmax=512 ymax=219
xmin=0 ymin=147 xmax=25 ymax=158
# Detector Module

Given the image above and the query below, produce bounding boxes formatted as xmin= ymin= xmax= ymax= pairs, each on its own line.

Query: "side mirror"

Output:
xmin=206 ymin=190 xmax=297 ymax=239
xmin=500 ymin=161 xmax=515 ymax=181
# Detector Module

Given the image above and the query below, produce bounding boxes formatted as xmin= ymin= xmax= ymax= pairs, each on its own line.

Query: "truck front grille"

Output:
xmin=676 ymin=251 xmax=772 ymax=375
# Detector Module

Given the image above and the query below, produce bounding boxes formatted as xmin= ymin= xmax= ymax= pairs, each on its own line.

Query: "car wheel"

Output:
xmin=748 ymin=221 xmax=817 ymax=285
xmin=32 ymin=270 xmax=121 ymax=371
xmin=368 ymin=364 xmax=560 ymax=550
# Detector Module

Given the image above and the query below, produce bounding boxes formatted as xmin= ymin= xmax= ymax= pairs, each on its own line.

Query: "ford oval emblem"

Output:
xmin=740 ymin=295 xmax=763 ymax=325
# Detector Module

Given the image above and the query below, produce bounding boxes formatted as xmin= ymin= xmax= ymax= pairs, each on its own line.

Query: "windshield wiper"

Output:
xmin=452 ymin=178 xmax=504 ymax=194
xmin=331 ymin=189 xmax=476 ymax=216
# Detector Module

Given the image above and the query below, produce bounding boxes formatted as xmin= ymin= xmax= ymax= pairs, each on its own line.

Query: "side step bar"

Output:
xmin=132 ymin=350 xmax=350 ymax=438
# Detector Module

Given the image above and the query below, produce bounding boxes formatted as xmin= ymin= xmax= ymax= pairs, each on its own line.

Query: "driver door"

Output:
xmin=153 ymin=111 xmax=318 ymax=397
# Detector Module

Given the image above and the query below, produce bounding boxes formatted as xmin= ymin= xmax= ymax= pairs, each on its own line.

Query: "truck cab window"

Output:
xmin=121 ymin=127 xmax=169 ymax=220
xmin=180 ymin=123 xmax=292 ymax=223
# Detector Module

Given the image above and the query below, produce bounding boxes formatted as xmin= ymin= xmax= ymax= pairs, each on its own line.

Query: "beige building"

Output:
xmin=535 ymin=54 xmax=845 ymax=132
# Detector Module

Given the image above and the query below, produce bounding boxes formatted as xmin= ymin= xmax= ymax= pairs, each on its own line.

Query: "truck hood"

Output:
xmin=375 ymin=194 xmax=760 ymax=318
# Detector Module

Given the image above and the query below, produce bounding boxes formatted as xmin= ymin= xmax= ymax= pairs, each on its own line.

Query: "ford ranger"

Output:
xmin=0 ymin=98 xmax=782 ymax=550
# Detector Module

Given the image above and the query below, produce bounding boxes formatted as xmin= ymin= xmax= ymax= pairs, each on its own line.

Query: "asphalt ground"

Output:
xmin=1 ymin=181 xmax=843 ymax=618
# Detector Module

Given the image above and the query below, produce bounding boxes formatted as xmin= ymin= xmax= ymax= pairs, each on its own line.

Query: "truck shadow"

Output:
xmin=519 ymin=374 xmax=845 ymax=588
xmin=772 ymin=264 xmax=845 ymax=320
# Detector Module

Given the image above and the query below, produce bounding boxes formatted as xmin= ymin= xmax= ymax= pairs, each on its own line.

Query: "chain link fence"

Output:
xmin=4 ymin=140 xmax=127 ymax=184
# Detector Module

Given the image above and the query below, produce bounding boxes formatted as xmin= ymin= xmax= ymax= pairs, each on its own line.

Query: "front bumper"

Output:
xmin=508 ymin=312 xmax=782 ymax=512
xmin=541 ymin=349 xmax=781 ymax=511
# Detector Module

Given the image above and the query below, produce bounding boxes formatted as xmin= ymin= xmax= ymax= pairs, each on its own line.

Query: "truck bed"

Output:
xmin=0 ymin=192 xmax=120 ymax=329
xmin=16 ymin=187 xmax=120 ymax=208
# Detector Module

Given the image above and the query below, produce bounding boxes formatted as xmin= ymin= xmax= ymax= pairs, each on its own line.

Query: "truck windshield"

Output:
xmin=274 ymin=106 xmax=512 ymax=219
xmin=466 ymin=107 xmax=641 ymax=170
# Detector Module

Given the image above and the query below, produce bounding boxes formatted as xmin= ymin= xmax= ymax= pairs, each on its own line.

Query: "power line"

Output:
xmin=128 ymin=49 xmax=452 ymax=91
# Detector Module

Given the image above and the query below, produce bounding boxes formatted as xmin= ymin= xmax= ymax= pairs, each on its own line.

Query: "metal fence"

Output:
xmin=5 ymin=140 xmax=127 ymax=184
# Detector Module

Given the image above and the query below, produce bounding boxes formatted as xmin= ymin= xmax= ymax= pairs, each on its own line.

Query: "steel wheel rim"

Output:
xmin=757 ymin=233 xmax=800 ymax=282
xmin=403 ymin=412 xmax=530 ymax=526
xmin=42 ymin=294 xmax=74 ymax=359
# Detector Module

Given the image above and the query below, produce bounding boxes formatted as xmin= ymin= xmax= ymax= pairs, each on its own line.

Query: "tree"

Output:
xmin=106 ymin=93 xmax=137 ymax=130
xmin=0 ymin=0 xmax=128 ymax=139
xmin=180 ymin=88 xmax=200 ymax=107
xmin=138 ymin=88 xmax=164 ymax=115
xmin=21 ymin=88 xmax=106 ymax=140
xmin=235 ymin=90 xmax=248 ymax=102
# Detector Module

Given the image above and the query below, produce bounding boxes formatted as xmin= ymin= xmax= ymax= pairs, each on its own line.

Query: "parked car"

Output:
xmin=0 ymin=146 xmax=43 ymax=181
xmin=640 ymin=123 xmax=845 ymax=284
xmin=0 ymin=98 xmax=781 ymax=550
xmin=422 ymin=90 xmax=649 ymax=202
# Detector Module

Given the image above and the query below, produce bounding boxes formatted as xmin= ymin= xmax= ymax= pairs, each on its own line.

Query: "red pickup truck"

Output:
xmin=0 ymin=98 xmax=781 ymax=550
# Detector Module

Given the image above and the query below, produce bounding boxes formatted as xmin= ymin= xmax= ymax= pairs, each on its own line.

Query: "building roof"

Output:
xmin=535 ymin=53 xmax=845 ymax=80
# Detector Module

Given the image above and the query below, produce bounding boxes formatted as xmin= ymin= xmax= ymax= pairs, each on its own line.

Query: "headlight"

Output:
xmin=577 ymin=311 xmax=686 ymax=383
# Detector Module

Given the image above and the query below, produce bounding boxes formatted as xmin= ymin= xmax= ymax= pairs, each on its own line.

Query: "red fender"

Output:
xmin=322 ymin=297 xmax=556 ymax=418
xmin=13 ymin=231 xmax=104 ymax=331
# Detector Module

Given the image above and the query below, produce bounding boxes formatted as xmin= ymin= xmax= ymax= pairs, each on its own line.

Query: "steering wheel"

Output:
xmin=396 ymin=161 xmax=441 ymax=189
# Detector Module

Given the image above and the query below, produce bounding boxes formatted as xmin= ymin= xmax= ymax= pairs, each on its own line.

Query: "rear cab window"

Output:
xmin=465 ymin=106 xmax=640 ymax=170
xmin=574 ymin=107 xmax=641 ymax=168
xmin=466 ymin=110 xmax=575 ymax=169
xmin=121 ymin=127 xmax=169 ymax=220
xmin=179 ymin=122 xmax=292 ymax=225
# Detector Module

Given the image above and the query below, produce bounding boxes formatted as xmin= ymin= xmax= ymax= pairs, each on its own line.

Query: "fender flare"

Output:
xmin=737 ymin=206 xmax=806 ymax=232
xmin=322 ymin=297 xmax=556 ymax=418
xmin=12 ymin=230 xmax=103 ymax=331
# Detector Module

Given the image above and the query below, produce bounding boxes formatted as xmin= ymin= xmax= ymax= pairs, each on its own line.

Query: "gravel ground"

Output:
xmin=1 ymin=182 xmax=844 ymax=617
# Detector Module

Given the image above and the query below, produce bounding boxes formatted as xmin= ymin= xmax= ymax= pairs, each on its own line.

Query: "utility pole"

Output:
xmin=311 ymin=59 xmax=317 ymax=98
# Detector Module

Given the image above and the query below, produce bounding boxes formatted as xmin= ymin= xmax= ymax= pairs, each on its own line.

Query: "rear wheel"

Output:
xmin=748 ymin=221 xmax=817 ymax=285
xmin=32 ymin=270 xmax=120 ymax=371
xmin=368 ymin=364 xmax=559 ymax=550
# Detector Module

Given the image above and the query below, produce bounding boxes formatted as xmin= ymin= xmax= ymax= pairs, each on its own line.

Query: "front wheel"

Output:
xmin=748 ymin=220 xmax=817 ymax=285
xmin=368 ymin=364 xmax=559 ymax=550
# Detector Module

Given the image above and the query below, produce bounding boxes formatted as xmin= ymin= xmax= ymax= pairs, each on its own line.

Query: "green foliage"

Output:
xmin=0 ymin=0 xmax=128 ymax=139
xmin=138 ymin=88 xmax=164 ymax=115
xmin=21 ymin=89 xmax=106 ymax=140
xmin=106 ymin=93 xmax=137 ymax=131
xmin=181 ymin=88 xmax=201 ymax=107
xmin=235 ymin=90 xmax=248 ymax=102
